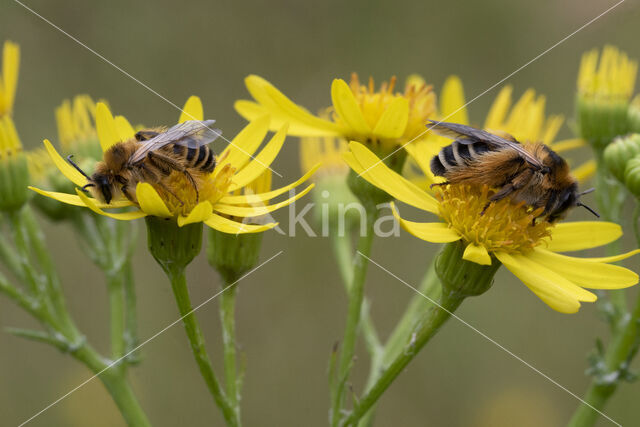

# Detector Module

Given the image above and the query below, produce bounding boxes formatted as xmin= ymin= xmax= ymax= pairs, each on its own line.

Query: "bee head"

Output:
xmin=547 ymin=186 xmax=599 ymax=223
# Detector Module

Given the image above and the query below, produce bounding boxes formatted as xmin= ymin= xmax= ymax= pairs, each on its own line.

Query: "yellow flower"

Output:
xmin=576 ymin=46 xmax=638 ymax=147
xmin=55 ymin=95 xmax=103 ymax=159
xmin=0 ymin=41 xmax=19 ymax=117
xmin=578 ymin=45 xmax=637 ymax=100
xmin=235 ymin=73 xmax=436 ymax=153
xmin=344 ymin=141 xmax=639 ymax=313
xmin=29 ymin=96 xmax=316 ymax=234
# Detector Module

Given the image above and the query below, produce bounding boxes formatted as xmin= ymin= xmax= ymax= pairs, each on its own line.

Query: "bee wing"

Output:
xmin=426 ymin=120 xmax=544 ymax=169
xmin=129 ymin=120 xmax=222 ymax=164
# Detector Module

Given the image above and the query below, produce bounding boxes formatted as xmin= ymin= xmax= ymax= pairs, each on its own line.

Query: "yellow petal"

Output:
xmin=550 ymin=138 xmax=586 ymax=153
xmin=244 ymin=75 xmax=341 ymax=136
xmin=463 ymin=243 xmax=492 ymax=265
xmin=545 ymin=221 xmax=622 ymax=252
xmin=346 ymin=141 xmax=439 ymax=213
xmin=331 ymin=79 xmax=371 ymax=135
xmin=204 ymin=212 xmax=277 ymax=234
xmin=43 ymin=139 xmax=87 ymax=187
xmin=218 ymin=115 xmax=270 ymax=174
xmin=2 ymin=41 xmax=19 ymax=111
xmin=96 ymin=102 xmax=120 ymax=152
xmin=114 ymin=115 xmax=136 ymax=141
xmin=495 ymin=252 xmax=583 ymax=313
xmin=179 ymin=96 xmax=204 ymax=123
xmin=219 ymin=164 xmax=319 ymax=204
xmin=440 ymin=75 xmax=468 ymax=125
xmin=484 ymin=86 xmax=512 ymax=130
xmin=76 ymin=189 xmax=146 ymax=221
xmin=29 ymin=186 xmax=131 ymax=209
xmin=372 ymin=97 xmax=409 ymax=139
xmin=136 ymin=182 xmax=172 ymax=218
xmin=390 ymin=203 xmax=461 ymax=243
xmin=215 ymin=183 xmax=313 ymax=217
xmin=527 ymin=248 xmax=638 ymax=290
xmin=178 ymin=201 xmax=212 ymax=227
xmin=572 ymin=160 xmax=596 ymax=183
xmin=581 ymin=249 xmax=640 ymax=263
xmin=228 ymin=123 xmax=287 ymax=191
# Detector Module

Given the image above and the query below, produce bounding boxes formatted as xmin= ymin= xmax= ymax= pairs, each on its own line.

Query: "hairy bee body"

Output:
xmin=428 ymin=121 xmax=594 ymax=222
xmin=71 ymin=120 xmax=222 ymax=205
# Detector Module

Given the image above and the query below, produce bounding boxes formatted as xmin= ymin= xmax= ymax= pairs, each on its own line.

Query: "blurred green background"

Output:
xmin=1 ymin=0 xmax=640 ymax=425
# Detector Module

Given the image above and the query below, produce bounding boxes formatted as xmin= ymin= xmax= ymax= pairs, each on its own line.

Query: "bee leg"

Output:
xmin=139 ymin=162 xmax=185 ymax=206
xmin=147 ymin=151 xmax=199 ymax=202
xmin=481 ymin=184 xmax=517 ymax=215
xmin=182 ymin=170 xmax=199 ymax=203
xmin=429 ymin=181 xmax=449 ymax=189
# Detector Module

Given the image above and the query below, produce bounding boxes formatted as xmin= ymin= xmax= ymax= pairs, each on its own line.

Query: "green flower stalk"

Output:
xmin=343 ymin=241 xmax=500 ymax=426
xmin=146 ymin=216 xmax=238 ymax=426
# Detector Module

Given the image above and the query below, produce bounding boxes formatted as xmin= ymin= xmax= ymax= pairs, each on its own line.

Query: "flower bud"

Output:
xmin=576 ymin=46 xmax=637 ymax=149
xmin=603 ymin=134 xmax=640 ymax=182
xmin=624 ymin=156 xmax=640 ymax=198
xmin=0 ymin=116 xmax=29 ymax=211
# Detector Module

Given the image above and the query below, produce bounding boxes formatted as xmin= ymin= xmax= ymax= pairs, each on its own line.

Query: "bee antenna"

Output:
xmin=578 ymin=187 xmax=596 ymax=196
xmin=66 ymin=155 xmax=92 ymax=180
xmin=81 ymin=183 xmax=95 ymax=191
xmin=577 ymin=202 xmax=600 ymax=218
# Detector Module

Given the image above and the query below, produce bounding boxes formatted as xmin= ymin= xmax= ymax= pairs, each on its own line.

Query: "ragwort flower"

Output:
xmin=344 ymin=141 xmax=639 ymax=313
xmin=30 ymin=96 xmax=316 ymax=234
xmin=576 ymin=45 xmax=638 ymax=148
xmin=235 ymin=73 xmax=437 ymax=154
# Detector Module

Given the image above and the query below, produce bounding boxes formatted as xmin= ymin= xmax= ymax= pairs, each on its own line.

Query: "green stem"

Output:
xmin=382 ymin=257 xmax=440 ymax=367
xmin=122 ymin=259 xmax=140 ymax=361
xmin=568 ymin=201 xmax=640 ymax=427
xmin=344 ymin=241 xmax=499 ymax=426
xmin=107 ymin=271 xmax=126 ymax=362
xmin=594 ymin=151 xmax=627 ymax=326
xmin=72 ymin=344 xmax=150 ymax=427
xmin=345 ymin=291 xmax=464 ymax=426
xmin=220 ymin=284 xmax=240 ymax=420
xmin=331 ymin=210 xmax=378 ymax=427
xmin=167 ymin=266 xmax=238 ymax=426
xmin=331 ymin=232 xmax=383 ymax=356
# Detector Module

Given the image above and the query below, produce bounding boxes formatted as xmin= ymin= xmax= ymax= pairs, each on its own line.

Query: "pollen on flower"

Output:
xmin=153 ymin=163 xmax=236 ymax=217
xmin=436 ymin=184 xmax=551 ymax=254
xmin=337 ymin=73 xmax=436 ymax=140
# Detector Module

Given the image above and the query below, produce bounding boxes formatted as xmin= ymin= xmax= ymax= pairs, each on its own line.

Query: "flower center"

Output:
xmin=435 ymin=184 xmax=552 ymax=254
xmin=153 ymin=163 xmax=235 ymax=217
xmin=335 ymin=73 xmax=436 ymax=141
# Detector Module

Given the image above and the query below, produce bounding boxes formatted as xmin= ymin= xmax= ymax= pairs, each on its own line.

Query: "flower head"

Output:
xmin=30 ymin=96 xmax=316 ymax=234
xmin=0 ymin=40 xmax=19 ymax=117
xmin=344 ymin=141 xmax=639 ymax=313
xmin=235 ymin=73 xmax=436 ymax=154
xmin=576 ymin=46 xmax=638 ymax=148
xmin=0 ymin=115 xmax=29 ymax=211
xmin=55 ymin=95 xmax=102 ymax=160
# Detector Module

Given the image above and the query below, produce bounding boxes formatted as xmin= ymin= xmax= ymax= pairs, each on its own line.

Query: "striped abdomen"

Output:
xmin=430 ymin=139 xmax=491 ymax=177
xmin=170 ymin=144 xmax=216 ymax=173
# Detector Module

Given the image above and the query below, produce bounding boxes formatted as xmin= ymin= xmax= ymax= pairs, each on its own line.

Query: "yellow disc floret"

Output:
xmin=436 ymin=184 xmax=551 ymax=254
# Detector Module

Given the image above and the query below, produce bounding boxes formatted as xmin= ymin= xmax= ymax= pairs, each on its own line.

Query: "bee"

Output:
xmin=66 ymin=120 xmax=222 ymax=205
xmin=427 ymin=120 xmax=598 ymax=222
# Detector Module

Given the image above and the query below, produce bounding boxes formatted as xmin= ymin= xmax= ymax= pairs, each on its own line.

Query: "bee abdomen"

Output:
xmin=431 ymin=140 xmax=485 ymax=177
